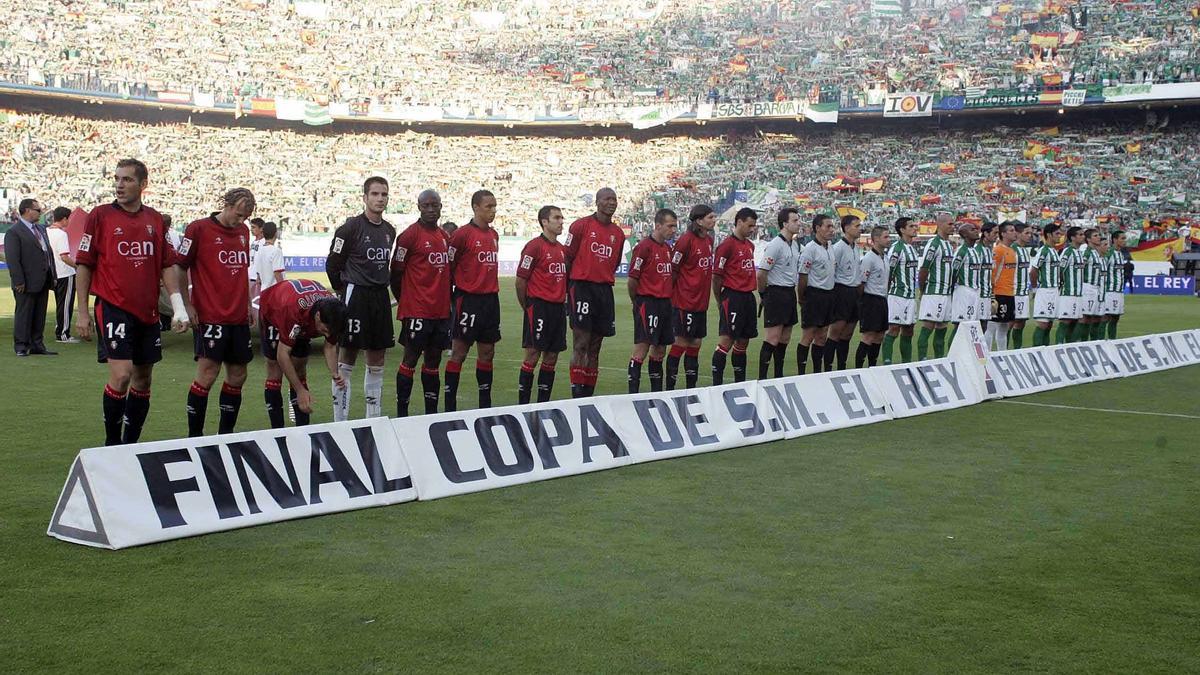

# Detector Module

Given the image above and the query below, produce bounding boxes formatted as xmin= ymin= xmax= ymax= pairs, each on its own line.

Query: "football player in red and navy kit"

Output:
xmin=565 ymin=187 xmax=626 ymax=397
xmin=258 ymin=279 xmax=348 ymax=427
xmin=626 ymin=208 xmax=677 ymax=393
xmin=178 ymin=188 xmax=256 ymax=437
xmin=515 ymin=205 xmax=568 ymax=404
xmin=712 ymin=208 xmax=759 ymax=385
xmin=74 ymin=159 xmax=190 ymax=446
xmin=390 ymin=189 xmax=452 ymax=417
xmin=446 ymin=190 xmax=502 ymax=411
xmin=666 ymin=204 xmax=716 ymax=389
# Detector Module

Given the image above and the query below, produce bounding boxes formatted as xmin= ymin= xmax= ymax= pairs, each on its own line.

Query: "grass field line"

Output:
xmin=997 ymin=399 xmax=1200 ymax=420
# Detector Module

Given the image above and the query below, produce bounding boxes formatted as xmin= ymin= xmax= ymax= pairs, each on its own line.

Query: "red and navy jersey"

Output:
xmin=179 ymin=214 xmax=251 ymax=325
xmin=628 ymin=237 xmax=673 ymax=298
xmin=670 ymin=228 xmax=714 ymax=311
xmin=517 ymin=235 xmax=568 ymax=302
xmin=714 ymin=234 xmax=757 ymax=292
xmin=259 ymin=278 xmax=336 ymax=347
xmin=448 ymin=221 xmax=500 ymax=294
xmin=565 ymin=215 xmax=625 ymax=285
xmin=392 ymin=222 xmax=451 ymax=319
xmin=76 ymin=201 xmax=180 ymax=324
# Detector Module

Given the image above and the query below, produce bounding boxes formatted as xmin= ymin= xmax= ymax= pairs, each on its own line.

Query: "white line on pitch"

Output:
xmin=997 ymin=400 xmax=1200 ymax=420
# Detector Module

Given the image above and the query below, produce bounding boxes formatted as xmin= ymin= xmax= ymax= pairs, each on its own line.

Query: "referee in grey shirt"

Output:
xmin=796 ymin=214 xmax=837 ymax=374
xmin=827 ymin=215 xmax=863 ymax=371
xmin=856 ymin=226 xmax=891 ymax=368
xmin=756 ymin=208 xmax=802 ymax=379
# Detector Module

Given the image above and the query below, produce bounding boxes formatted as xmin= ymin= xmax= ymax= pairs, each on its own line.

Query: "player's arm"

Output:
xmin=1029 ymin=250 xmax=1041 ymax=288
xmin=917 ymin=244 xmax=934 ymax=292
xmin=74 ymin=264 xmax=93 ymax=340
xmin=796 ymin=273 xmax=809 ymax=302
xmin=162 ymin=264 xmax=190 ymax=332
xmin=389 ymin=232 xmax=409 ymax=304
xmin=627 ymin=245 xmax=644 ymax=301
xmin=276 ymin=342 xmax=311 ymax=413
xmin=756 ymin=241 xmax=773 ymax=293
xmin=324 ymin=338 xmax=343 ymax=389
xmin=325 ymin=220 xmax=353 ymax=295
xmin=564 ymin=220 xmax=583 ymax=266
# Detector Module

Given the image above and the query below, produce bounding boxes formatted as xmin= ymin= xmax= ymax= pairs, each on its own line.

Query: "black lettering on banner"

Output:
xmin=723 ymin=388 xmax=765 ymax=438
xmin=353 ymin=426 xmax=412 ymax=494
xmin=634 ymin=399 xmax=685 ymax=452
xmin=1072 ymin=346 xmax=1098 ymax=378
xmin=935 ymin=362 xmax=966 ymax=401
xmin=1116 ymin=342 xmax=1147 ymax=373
xmin=476 ymin=415 xmax=535 ymax=476
xmin=830 ymin=376 xmax=867 ymax=419
xmin=1142 ymin=338 xmax=1164 ymax=369
xmin=1158 ymin=336 xmax=1183 ymax=365
xmin=1182 ymin=333 xmax=1200 ymax=360
xmin=764 ymin=382 xmax=818 ymax=430
xmin=137 ymin=448 xmax=201 ymax=529
xmin=579 ymin=405 xmax=629 ymax=463
xmin=891 ymin=368 xmax=928 ymax=409
xmin=916 ymin=365 xmax=950 ymax=404
xmin=1036 ymin=352 xmax=1063 ymax=383
xmin=228 ymin=437 xmax=305 ymax=514
xmin=672 ymin=395 xmax=719 ymax=446
xmin=430 ymin=420 xmax=486 ymax=483
xmin=307 ymin=431 xmax=372 ymax=504
xmin=1092 ymin=346 xmax=1121 ymax=377
xmin=196 ymin=445 xmax=243 ymax=520
xmin=990 ymin=356 xmax=1021 ymax=392
xmin=524 ymin=410 xmax=571 ymax=469
xmin=852 ymin=374 xmax=887 ymax=416
xmin=1055 ymin=349 xmax=1079 ymax=381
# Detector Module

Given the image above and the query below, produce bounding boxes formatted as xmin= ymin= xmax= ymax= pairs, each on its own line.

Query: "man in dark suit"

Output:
xmin=5 ymin=198 xmax=58 ymax=356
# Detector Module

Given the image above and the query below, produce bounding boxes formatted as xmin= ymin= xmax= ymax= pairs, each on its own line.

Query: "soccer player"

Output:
xmin=179 ymin=188 xmax=256 ymax=437
xmin=74 ymin=158 xmax=190 ymax=446
xmin=856 ymin=226 xmax=890 ymax=367
xmin=248 ymin=217 xmax=265 ymax=325
xmin=988 ymin=222 xmax=1018 ymax=351
xmin=325 ymin=176 xmax=396 ymax=421
xmin=949 ymin=222 xmax=983 ymax=336
xmin=565 ymin=187 xmax=626 ymax=398
xmin=1079 ymin=228 xmax=1105 ymax=341
xmin=826 ymin=214 xmax=863 ymax=371
xmin=446 ymin=190 xmax=502 ymax=411
xmin=756 ymin=207 xmax=802 ymax=379
xmin=1093 ymin=237 xmax=1111 ymax=341
xmin=1030 ymin=224 xmax=1062 ymax=346
xmin=666 ymin=204 xmax=716 ymax=389
xmin=1008 ymin=222 xmax=1034 ymax=349
xmin=258 ymin=279 xmax=348 ymax=427
xmin=1056 ymin=226 xmax=1086 ymax=344
xmin=626 ymin=209 xmax=677 ymax=393
xmin=712 ymin=207 xmax=758 ymax=385
xmin=1102 ymin=231 xmax=1128 ymax=339
xmin=916 ymin=212 xmax=955 ymax=359
xmin=978 ymin=223 xmax=997 ymax=332
xmin=516 ymin=206 xmax=569 ymax=404
xmin=253 ymin=221 xmax=285 ymax=293
xmin=796 ymin=214 xmax=837 ymax=374
xmin=882 ymin=217 xmax=918 ymax=364
xmin=390 ymin=190 xmax=452 ymax=417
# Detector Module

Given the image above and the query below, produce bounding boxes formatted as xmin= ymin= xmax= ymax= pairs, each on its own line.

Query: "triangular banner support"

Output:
xmin=47 ymin=457 xmax=111 ymax=548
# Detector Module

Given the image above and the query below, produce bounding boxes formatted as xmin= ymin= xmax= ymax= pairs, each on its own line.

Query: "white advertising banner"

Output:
xmin=883 ymin=92 xmax=934 ymax=118
xmin=869 ymin=358 xmax=982 ymax=417
xmin=1109 ymin=330 xmax=1200 ymax=375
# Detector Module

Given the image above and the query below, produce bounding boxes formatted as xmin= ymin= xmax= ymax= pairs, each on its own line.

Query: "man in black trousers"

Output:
xmin=5 ymin=198 xmax=58 ymax=356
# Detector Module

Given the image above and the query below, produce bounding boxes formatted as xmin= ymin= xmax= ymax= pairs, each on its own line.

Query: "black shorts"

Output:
xmin=718 ymin=289 xmax=759 ymax=340
xmin=633 ymin=296 xmax=674 ymax=346
xmin=342 ymin=284 xmax=394 ymax=351
xmin=858 ymin=294 xmax=888 ymax=333
xmin=831 ymin=283 xmax=860 ymax=323
xmin=452 ymin=292 xmax=502 ymax=344
xmin=94 ymin=299 xmax=162 ymax=365
xmin=260 ymin=320 xmax=311 ymax=361
xmin=673 ymin=307 xmax=707 ymax=340
xmin=193 ymin=323 xmax=253 ymax=365
xmin=994 ymin=295 xmax=1016 ymax=322
xmin=762 ymin=285 xmax=799 ymax=328
xmin=522 ymin=297 xmax=568 ymax=353
xmin=801 ymin=286 xmax=835 ymax=328
xmin=398 ymin=316 xmax=452 ymax=351
xmin=568 ymin=280 xmax=616 ymax=337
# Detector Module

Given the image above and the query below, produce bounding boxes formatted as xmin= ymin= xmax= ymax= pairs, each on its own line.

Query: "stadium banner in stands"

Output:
xmin=1062 ymin=89 xmax=1087 ymax=107
xmin=47 ymin=418 xmax=414 ymax=549
xmin=1129 ymin=275 xmax=1195 ymax=295
xmin=883 ymin=93 xmax=933 ymax=118
xmin=964 ymin=89 xmax=1041 ymax=109
xmin=704 ymin=100 xmax=806 ymax=120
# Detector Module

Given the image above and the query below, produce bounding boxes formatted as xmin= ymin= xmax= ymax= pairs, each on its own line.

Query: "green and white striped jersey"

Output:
xmin=977 ymin=243 xmax=994 ymax=298
xmin=1013 ymin=244 xmax=1032 ymax=296
xmin=886 ymin=240 xmax=918 ymax=299
xmin=952 ymin=242 xmax=984 ymax=290
xmin=1082 ymin=246 xmax=1104 ymax=286
xmin=1059 ymin=245 xmax=1084 ymax=297
xmin=919 ymin=235 xmax=955 ymax=295
xmin=1031 ymin=243 xmax=1060 ymax=290
xmin=1104 ymin=248 xmax=1126 ymax=293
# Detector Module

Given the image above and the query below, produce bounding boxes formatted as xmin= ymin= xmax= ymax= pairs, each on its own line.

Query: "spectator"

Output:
xmin=4 ymin=198 xmax=57 ymax=356
xmin=45 ymin=205 xmax=78 ymax=342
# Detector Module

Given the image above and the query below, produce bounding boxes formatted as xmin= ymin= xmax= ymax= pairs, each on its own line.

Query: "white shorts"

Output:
xmin=1104 ymin=293 xmax=1125 ymax=316
xmin=1014 ymin=294 xmax=1030 ymax=320
xmin=951 ymin=286 xmax=981 ymax=323
xmin=887 ymin=296 xmax=916 ymax=326
xmin=1058 ymin=294 xmax=1082 ymax=320
xmin=1082 ymin=284 xmax=1101 ymax=316
xmin=1033 ymin=288 xmax=1058 ymax=320
xmin=918 ymin=293 xmax=952 ymax=323
xmin=978 ymin=296 xmax=993 ymax=320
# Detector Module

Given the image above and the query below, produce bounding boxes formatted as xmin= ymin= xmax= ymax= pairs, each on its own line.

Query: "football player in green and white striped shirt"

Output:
xmin=950 ymin=222 xmax=984 ymax=325
xmin=882 ymin=217 xmax=919 ymax=364
xmin=978 ymin=223 xmax=997 ymax=326
xmin=1080 ymin=228 xmax=1105 ymax=340
xmin=1091 ymin=236 xmax=1110 ymax=341
xmin=1008 ymin=222 xmax=1034 ymax=348
xmin=1102 ymin=230 xmax=1129 ymax=339
xmin=1055 ymin=226 xmax=1086 ymax=344
xmin=916 ymin=212 xmax=956 ymax=359
xmin=1030 ymin=223 xmax=1063 ymax=346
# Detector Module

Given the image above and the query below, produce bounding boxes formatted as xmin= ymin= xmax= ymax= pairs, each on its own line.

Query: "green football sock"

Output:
xmin=1032 ymin=326 xmax=1046 ymax=347
xmin=1072 ymin=322 xmax=1089 ymax=343
xmin=1094 ymin=322 xmax=1107 ymax=341
xmin=1055 ymin=323 xmax=1068 ymax=344
xmin=917 ymin=327 xmax=932 ymax=360
xmin=881 ymin=334 xmax=896 ymax=365
xmin=933 ymin=327 xmax=948 ymax=358
xmin=1010 ymin=326 xmax=1024 ymax=349
xmin=899 ymin=334 xmax=913 ymax=362
xmin=1107 ymin=320 xmax=1118 ymax=339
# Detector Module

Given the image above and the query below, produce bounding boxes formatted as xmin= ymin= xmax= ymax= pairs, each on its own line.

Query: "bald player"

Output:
xmin=565 ymin=188 xmax=626 ymax=397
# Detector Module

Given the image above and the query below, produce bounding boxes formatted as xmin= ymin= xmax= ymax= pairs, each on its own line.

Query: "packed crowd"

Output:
xmin=1 ymin=0 xmax=1198 ymax=109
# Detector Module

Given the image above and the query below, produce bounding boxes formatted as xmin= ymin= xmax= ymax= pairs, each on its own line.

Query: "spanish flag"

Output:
xmin=836 ymin=206 xmax=867 ymax=221
xmin=858 ymin=178 xmax=885 ymax=192
xmin=919 ymin=194 xmax=942 ymax=206
xmin=823 ymin=177 xmax=846 ymax=191
xmin=1125 ymin=142 xmax=1142 ymax=154
xmin=881 ymin=199 xmax=898 ymax=208
xmin=1024 ymin=141 xmax=1048 ymax=159
xmin=938 ymin=163 xmax=956 ymax=174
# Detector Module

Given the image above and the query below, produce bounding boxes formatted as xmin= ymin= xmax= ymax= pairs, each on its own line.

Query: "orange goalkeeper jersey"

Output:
xmin=993 ymin=243 xmax=1017 ymax=296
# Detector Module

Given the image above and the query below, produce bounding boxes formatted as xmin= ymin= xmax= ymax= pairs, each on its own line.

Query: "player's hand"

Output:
xmin=76 ymin=313 xmax=93 ymax=341
xmin=297 ymin=388 xmax=314 ymax=414
xmin=14 ymin=284 xmax=25 ymax=294
xmin=332 ymin=373 xmax=347 ymax=389
xmin=171 ymin=315 xmax=190 ymax=333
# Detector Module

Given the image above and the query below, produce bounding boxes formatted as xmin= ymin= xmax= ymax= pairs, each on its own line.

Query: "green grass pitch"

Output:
xmin=1 ymin=278 xmax=1198 ymax=671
